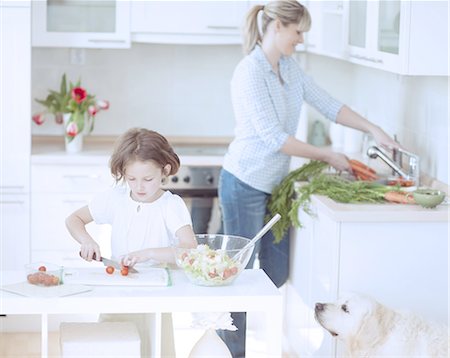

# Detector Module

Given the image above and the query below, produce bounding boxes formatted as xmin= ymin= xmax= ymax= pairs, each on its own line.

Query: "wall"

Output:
xmin=32 ymin=43 xmax=242 ymax=138
xmin=32 ymin=45 xmax=448 ymax=184
xmin=302 ymin=53 xmax=449 ymax=184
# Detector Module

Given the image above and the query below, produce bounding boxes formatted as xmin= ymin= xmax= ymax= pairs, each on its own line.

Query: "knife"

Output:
xmin=79 ymin=252 xmax=138 ymax=273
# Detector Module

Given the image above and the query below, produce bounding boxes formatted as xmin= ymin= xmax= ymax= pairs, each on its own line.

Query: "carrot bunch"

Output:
xmin=349 ymin=159 xmax=378 ymax=181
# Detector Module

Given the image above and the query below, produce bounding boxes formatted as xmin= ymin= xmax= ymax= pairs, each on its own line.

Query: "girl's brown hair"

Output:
xmin=243 ymin=0 xmax=311 ymax=54
xmin=110 ymin=128 xmax=180 ymax=182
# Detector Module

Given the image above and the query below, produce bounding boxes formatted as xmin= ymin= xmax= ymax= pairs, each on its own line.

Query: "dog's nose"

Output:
xmin=315 ymin=303 xmax=325 ymax=312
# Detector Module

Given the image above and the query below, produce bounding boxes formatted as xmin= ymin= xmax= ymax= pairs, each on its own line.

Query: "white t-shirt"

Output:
xmin=89 ymin=186 xmax=192 ymax=259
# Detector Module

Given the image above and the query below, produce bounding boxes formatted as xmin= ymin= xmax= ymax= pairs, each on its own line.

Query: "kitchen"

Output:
xmin=0 ymin=0 xmax=449 ymax=357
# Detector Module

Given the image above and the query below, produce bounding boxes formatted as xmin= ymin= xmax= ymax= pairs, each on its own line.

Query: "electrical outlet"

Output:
xmin=70 ymin=48 xmax=86 ymax=65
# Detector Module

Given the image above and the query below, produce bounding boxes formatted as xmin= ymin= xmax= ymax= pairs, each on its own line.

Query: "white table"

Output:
xmin=0 ymin=269 xmax=282 ymax=357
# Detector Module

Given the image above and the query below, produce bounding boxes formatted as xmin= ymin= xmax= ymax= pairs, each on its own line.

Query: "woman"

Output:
xmin=217 ymin=1 xmax=399 ymax=356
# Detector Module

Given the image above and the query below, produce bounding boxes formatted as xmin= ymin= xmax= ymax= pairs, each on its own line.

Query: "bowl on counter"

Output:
xmin=174 ymin=234 xmax=254 ymax=287
xmin=25 ymin=262 xmax=64 ymax=286
xmin=412 ymin=188 xmax=446 ymax=209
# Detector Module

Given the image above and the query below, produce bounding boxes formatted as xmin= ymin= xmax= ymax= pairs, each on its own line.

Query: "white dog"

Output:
xmin=314 ymin=293 xmax=449 ymax=357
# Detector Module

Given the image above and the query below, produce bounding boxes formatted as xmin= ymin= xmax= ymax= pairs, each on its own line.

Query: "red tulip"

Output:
xmin=32 ymin=113 xmax=45 ymax=125
xmin=97 ymin=99 xmax=110 ymax=110
xmin=66 ymin=122 xmax=78 ymax=137
xmin=88 ymin=105 xmax=98 ymax=116
xmin=71 ymin=87 xmax=87 ymax=104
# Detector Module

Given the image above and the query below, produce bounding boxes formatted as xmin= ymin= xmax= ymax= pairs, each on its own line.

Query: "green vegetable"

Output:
xmin=267 ymin=160 xmax=328 ymax=243
xmin=268 ymin=161 xmax=394 ymax=243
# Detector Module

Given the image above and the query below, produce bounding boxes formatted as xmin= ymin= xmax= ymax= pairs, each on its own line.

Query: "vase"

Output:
xmin=63 ymin=113 xmax=84 ymax=154
xmin=188 ymin=328 xmax=232 ymax=358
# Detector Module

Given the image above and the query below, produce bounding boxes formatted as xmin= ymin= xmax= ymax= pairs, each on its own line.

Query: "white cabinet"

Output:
xmin=31 ymin=0 xmax=130 ymax=48
xmin=0 ymin=195 xmax=30 ymax=270
xmin=346 ymin=0 xmax=448 ymax=75
xmin=0 ymin=1 xmax=31 ymax=193
xmin=131 ymin=1 xmax=249 ymax=44
xmin=304 ymin=0 xmax=448 ymax=76
xmin=304 ymin=1 xmax=347 ymax=59
xmin=0 ymin=1 xmax=31 ymax=270
xmin=31 ymin=161 xmax=114 ymax=267
xmin=285 ymin=195 xmax=448 ymax=357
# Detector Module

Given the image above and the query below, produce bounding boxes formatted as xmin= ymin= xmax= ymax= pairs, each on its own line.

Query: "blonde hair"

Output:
xmin=243 ymin=0 xmax=311 ymax=54
xmin=110 ymin=128 xmax=180 ymax=183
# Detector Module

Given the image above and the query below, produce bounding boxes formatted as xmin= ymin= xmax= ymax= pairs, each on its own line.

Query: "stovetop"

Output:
xmin=172 ymin=145 xmax=228 ymax=157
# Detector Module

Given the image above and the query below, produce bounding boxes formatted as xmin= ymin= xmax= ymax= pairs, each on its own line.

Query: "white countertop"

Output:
xmin=31 ymin=139 xmax=225 ymax=167
xmin=308 ymin=192 xmax=449 ymax=223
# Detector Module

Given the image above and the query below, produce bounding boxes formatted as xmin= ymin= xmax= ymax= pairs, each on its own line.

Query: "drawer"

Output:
xmin=32 ymin=164 xmax=115 ymax=193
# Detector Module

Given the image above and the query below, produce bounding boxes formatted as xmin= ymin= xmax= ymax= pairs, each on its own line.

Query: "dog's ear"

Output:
xmin=347 ymin=302 xmax=396 ymax=355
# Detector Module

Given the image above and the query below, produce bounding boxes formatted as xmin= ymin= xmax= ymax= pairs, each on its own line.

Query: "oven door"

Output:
xmin=169 ymin=188 xmax=222 ymax=235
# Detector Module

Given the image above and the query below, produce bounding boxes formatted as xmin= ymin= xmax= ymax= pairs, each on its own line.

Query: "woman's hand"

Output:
xmin=80 ymin=239 xmax=101 ymax=261
xmin=370 ymin=126 xmax=401 ymax=151
xmin=322 ymin=150 xmax=351 ymax=171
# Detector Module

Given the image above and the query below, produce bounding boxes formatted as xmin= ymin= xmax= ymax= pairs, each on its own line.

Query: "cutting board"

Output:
xmin=65 ymin=267 xmax=171 ymax=287
xmin=1 ymin=282 xmax=92 ymax=298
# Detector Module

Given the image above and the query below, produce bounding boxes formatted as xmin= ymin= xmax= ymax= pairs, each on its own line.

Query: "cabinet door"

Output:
xmin=31 ymin=192 xmax=111 ymax=255
xmin=131 ymin=1 xmax=249 ymax=44
xmin=0 ymin=194 xmax=30 ymax=269
xmin=32 ymin=0 xmax=130 ymax=48
xmin=0 ymin=4 xmax=31 ymax=193
xmin=304 ymin=1 xmax=346 ymax=58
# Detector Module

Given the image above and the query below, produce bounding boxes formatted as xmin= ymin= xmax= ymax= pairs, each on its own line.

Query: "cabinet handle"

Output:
xmin=0 ymin=200 xmax=25 ymax=205
xmin=0 ymin=185 xmax=25 ymax=189
xmin=88 ymin=39 xmax=127 ymax=43
xmin=349 ymin=54 xmax=383 ymax=64
xmin=63 ymin=175 xmax=100 ymax=179
xmin=206 ymin=25 xmax=238 ymax=30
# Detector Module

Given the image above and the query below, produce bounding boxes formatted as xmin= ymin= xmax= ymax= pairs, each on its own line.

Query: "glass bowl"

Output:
xmin=174 ymin=234 xmax=255 ymax=286
xmin=412 ymin=189 xmax=446 ymax=209
xmin=25 ymin=262 xmax=64 ymax=286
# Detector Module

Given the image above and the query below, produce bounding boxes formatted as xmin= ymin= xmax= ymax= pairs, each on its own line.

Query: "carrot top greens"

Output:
xmin=268 ymin=161 xmax=396 ymax=243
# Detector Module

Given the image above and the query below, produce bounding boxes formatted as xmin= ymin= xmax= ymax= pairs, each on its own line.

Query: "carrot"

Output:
xmin=384 ymin=191 xmax=415 ymax=204
xmin=349 ymin=159 xmax=377 ymax=174
xmin=350 ymin=165 xmax=378 ymax=181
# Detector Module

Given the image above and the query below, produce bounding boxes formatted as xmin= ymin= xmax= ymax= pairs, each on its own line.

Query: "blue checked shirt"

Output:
xmin=223 ymin=45 xmax=343 ymax=194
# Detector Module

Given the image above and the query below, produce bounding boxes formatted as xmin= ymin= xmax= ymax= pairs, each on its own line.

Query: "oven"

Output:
xmin=162 ymin=165 xmax=222 ymax=234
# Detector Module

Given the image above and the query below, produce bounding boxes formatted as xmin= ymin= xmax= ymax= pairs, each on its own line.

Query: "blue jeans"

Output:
xmin=217 ymin=169 xmax=289 ymax=357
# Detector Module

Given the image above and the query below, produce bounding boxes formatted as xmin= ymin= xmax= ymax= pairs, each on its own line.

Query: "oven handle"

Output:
xmin=167 ymin=188 xmax=218 ymax=198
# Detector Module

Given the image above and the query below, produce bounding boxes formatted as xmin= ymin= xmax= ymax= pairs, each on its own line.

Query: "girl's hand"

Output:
xmin=80 ymin=239 xmax=101 ymax=261
xmin=120 ymin=249 xmax=151 ymax=268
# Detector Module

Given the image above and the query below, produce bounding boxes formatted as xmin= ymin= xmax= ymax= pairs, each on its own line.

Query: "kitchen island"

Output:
xmin=1 ymin=268 xmax=282 ymax=358
xmin=284 ymin=192 xmax=449 ymax=357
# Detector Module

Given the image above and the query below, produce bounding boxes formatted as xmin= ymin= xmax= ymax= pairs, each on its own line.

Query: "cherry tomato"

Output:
xmin=105 ymin=266 xmax=115 ymax=275
xmin=120 ymin=266 xmax=129 ymax=276
xmin=38 ymin=266 xmax=47 ymax=272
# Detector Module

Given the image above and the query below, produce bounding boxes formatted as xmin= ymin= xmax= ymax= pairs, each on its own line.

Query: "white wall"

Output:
xmin=32 ymin=46 xmax=448 ymax=183
xmin=32 ymin=43 xmax=242 ymax=138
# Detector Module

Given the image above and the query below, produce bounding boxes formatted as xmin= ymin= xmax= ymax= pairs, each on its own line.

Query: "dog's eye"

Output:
xmin=341 ymin=304 xmax=349 ymax=313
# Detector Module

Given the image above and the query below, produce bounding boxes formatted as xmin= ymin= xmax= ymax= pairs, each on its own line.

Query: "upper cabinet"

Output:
xmin=31 ymin=0 xmax=130 ymax=48
xmin=1 ymin=0 xmax=31 ymax=192
xmin=305 ymin=0 xmax=448 ymax=76
xmin=130 ymin=1 xmax=249 ymax=45
xmin=304 ymin=1 xmax=347 ymax=59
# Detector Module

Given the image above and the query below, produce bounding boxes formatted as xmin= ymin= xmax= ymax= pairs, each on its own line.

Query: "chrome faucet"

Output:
xmin=367 ymin=146 xmax=420 ymax=186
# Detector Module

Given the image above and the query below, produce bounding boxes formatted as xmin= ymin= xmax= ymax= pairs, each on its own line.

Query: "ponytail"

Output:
xmin=242 ymin=5 xmax=265 ymax=55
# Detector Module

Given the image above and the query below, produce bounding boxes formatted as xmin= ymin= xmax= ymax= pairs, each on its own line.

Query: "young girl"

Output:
xmin=66 ymin=128 xmax=197 ymax=356
xmin=66 ymin=127 xmax=197 ymax=269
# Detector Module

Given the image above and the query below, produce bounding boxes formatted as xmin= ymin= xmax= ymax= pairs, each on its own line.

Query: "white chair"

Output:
xmin=60 ymin=322 xmax=141 ymax=357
